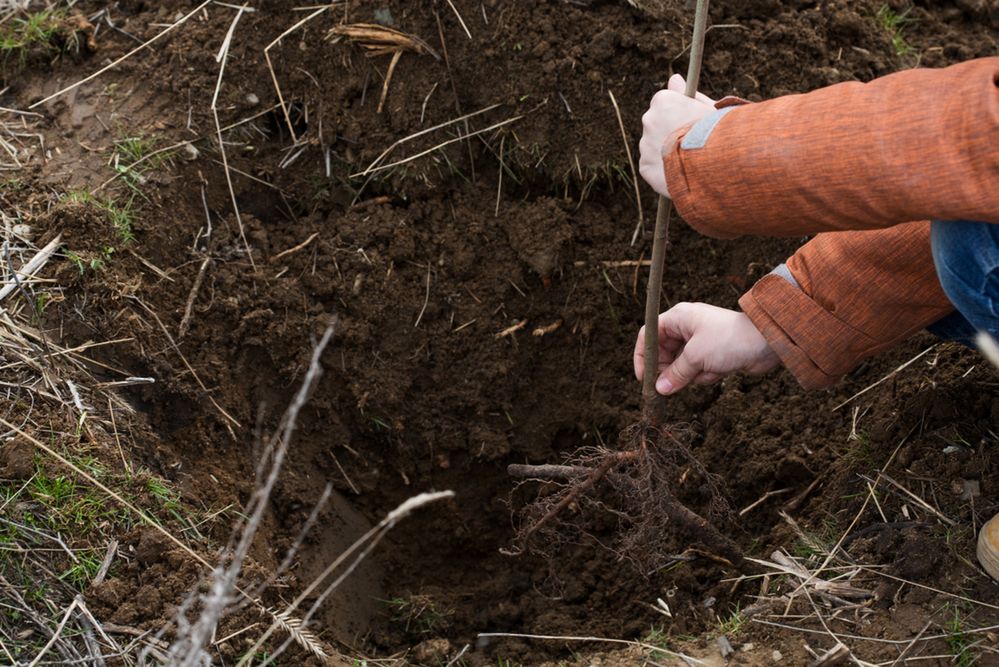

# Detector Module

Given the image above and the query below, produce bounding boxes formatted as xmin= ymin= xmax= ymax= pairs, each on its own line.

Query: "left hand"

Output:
xmin=638 ymin=74 xmax=716 ymax=198
xmin=633 ymin=302 xmax=780 ymax=395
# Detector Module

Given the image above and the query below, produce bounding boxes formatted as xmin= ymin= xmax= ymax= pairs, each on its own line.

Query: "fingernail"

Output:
xmin=656 ymin=377 xmax=673 ymax=394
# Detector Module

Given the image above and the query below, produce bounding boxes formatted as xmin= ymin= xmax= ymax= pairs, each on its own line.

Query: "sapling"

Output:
xmin=506 ymin=0 xmax=746 ymax=572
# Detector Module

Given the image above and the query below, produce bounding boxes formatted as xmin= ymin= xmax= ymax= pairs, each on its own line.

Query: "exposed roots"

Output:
xmin=506 ymin=423 xmax=746 ymax=574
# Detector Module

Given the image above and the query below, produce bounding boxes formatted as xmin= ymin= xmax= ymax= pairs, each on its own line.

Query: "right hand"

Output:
xmin=633 ymin=303 xmax=780 ymax=395
xmin=638 ymin=74 xmax=716 ymax=198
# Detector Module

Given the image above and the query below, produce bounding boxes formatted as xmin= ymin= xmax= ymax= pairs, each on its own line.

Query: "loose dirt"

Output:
xmin=4 ymin=0 xmax=999 ymax=664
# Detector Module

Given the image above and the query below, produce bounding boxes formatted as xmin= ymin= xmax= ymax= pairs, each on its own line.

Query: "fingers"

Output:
xmin=656 ymin=348 xmax=701 ymax=395
xmin=634 ymin=321 xmax=685 ymax=381
xmin=666 ymin=74 xmax=716 ymax=105
xmin=693 ymin=372 xmax=722 ymax=385
xmin=633 ymin=324 xmax=646 ymax=380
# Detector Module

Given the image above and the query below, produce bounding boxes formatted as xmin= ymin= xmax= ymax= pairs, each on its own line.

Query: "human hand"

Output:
xmin=633 ymin=303 xmax=780 ymax=395
xmin=638 ymin=74 xmax=716 ymax=198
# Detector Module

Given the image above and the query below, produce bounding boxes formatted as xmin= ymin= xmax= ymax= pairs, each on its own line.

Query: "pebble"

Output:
xmin=245 ymin=93 xmax=259 ymax=106
xmin=772 ymin=649 xmax=783 ymax=662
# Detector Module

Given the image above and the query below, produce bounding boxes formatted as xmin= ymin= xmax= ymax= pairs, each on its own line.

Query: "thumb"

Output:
xmin=666 ymin=73 xmax=716 ymax=105
xmin=656 ymin=349 xmax=701 ymax=395
xmin=667 ymin=74 xmax=686 ymax=93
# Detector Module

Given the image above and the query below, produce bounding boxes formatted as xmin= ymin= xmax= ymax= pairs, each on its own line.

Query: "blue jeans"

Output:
xmin=928 ymin=220 xmax=999 ymax=345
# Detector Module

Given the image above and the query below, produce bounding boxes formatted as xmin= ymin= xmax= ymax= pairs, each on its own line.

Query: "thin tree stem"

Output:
xmin=642 ymin=0 xmax=710 ymax=427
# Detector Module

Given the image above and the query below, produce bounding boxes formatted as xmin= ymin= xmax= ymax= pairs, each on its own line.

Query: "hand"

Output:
xmin=638 ymin=74 xmax=716 ymax=198
xmin=633 ymin=303 xmax=780 ymax=395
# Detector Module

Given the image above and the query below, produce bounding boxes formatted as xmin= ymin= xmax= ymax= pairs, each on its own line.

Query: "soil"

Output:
xmin=3 ymin=0 xmax=999 ymax=665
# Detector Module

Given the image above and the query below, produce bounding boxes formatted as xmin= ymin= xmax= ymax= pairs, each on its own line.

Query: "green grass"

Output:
xmin=642 ymin=626 xmax=698 ymax=661
xmin=370 ymin=416 xmax=392 ymax=431
xmin=0 ymin=10 xmax=67 ymax=65
xmin=846 ymin=430 xmax=879 ymax=467
xmin=28 ymin=466 xmax=130 ymax=535
xmin=791 ymin=518 xmax=840 ymax=560
xmin=876 ymin=4 xmax=916 ymax=57
xmin=64 ymin=246 xmax=113 ymax=274
xmin=65 ymin=189 xmax=136 ymax=244
xmin=383 ymin=594 xmax=453 ymax=636
xmin=945 ymin=608 xmax=977 ymax=666
xmin=59 ymin=548 xmax=103 ymax=590
xmin=715 ymin=605 xmax=746 ymax=636
xmin=112 ymin=135 xmax=175 ymax=199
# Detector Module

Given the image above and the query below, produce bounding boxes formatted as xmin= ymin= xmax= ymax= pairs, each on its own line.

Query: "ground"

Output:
xmin=0 ymin=0 xmax=997 ymax=665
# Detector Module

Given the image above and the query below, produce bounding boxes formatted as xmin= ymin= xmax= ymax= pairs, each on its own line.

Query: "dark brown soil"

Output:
xmin=5 ymin=0 xmax=999 ymax=664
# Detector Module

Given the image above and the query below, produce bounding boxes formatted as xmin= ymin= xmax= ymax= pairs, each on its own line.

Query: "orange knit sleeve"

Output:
xmin=663 ymin=57 xmax=999 ymax=239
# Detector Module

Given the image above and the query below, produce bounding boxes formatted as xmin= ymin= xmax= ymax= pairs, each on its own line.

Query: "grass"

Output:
xmin=791 ymin=517 xmax=839 ymax=560
xmin=876 ymin=4 xmax=916 ymax=57
xmin=846 ymin=430 xmax=878 ymax=467
xmin=944 ymin=608 xmax=977 ymax=666
xmin=0 ymin=9 xmax=73 ymax=70
xmin=27 ymin=464 xmax=131 ymax=535
xmin=715 ymin=605 xmax=745 ymax=636
xmin=58 ymin=140 xmax=167 ymax=272
xmin=643 ymin=625 xmax=671 ymax=660
xmin=642 ymin=626 xmax=697 ymax=661
xmin=61 ymin=189 xmax=135 ymax=273
xmin=64 ymin=189 xmax=136 ymax=244
xmin=383 ymin=594 xmax=453 ymax=636
xmin=112 ymin=135 xmax=174 ymax=195
xmin=65 ymin=246 xmax=114 ymax=274
xmin=58 ymin=548 xmax=103 ymax=590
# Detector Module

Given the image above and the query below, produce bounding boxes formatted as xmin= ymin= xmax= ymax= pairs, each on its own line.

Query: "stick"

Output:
xmin=606 ymin=89 xmax=644 ymax=247
xmin=495 ymin=319 xmax=527 ymax=339
xmin=0 ymin=235 xmax=61 ymax=301
xmin=445 ymin=0 xmax=473 ymax=39
xmin=265 ymin=6 xmax=330 ymax=142
xmin=177 ymin=257 xmax=210 ymax=339
xmin=414 ymin=264 xmax=431 ymax=328
xmin=376 ymin=50 xmax=403 ymax=114
xmin=349 ymin=113 xmax=525 ymax=178
xmin=29 ymin=1 xmax=212 ymax=109
xmin=642 ymin=0 xmax=710 ymax=427
xmin=354 ymin=103 xmax=500 ymax=177
xmin=212 ymin=5 xmax=256 ymax=271
xmin=832 ymin=345 xmax=935 ymax=411
xmin=26 ymin=597 xmax=79 ymax=667
xmin=508 ymin=462 xmax=637 ymax=492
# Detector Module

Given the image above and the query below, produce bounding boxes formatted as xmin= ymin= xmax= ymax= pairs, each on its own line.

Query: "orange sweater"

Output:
xmin=663 ymin=57 xmax=999 ymax=389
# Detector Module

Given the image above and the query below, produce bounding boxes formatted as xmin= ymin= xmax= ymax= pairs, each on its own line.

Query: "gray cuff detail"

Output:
xmin=770 ymin=263 xmax=800 ymax=289
xmin=679 ymin=106 xmax=738 ymax=151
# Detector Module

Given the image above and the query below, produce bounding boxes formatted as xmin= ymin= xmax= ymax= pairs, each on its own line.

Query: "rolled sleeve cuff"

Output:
xmin=739 ymin=274 xmax=881 ymax=390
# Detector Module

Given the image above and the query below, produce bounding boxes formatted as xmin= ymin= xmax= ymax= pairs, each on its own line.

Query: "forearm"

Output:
xmin=664 ymin=58 xmax=999 ymax=239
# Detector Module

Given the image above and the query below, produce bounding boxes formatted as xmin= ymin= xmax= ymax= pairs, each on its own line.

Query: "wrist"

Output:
xmin=737 ymin=311 xmax=780 ymax=373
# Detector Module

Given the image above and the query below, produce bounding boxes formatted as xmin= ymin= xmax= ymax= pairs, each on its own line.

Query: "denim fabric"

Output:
xmin=928 ymin=220 xmax=999 ymax=346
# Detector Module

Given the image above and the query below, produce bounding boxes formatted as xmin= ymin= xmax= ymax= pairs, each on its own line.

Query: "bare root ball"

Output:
xmin=506 ymin=423 xmax=743 ymax=575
